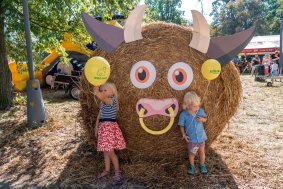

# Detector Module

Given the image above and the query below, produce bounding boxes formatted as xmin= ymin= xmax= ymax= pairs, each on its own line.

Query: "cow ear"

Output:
xmin=82 ymin=12 xmax=124 ymax=53
xmin=207 ymin=27 xmax=256 ymax=66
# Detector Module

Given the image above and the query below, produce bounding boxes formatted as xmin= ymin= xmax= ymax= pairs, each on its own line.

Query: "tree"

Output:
xmin=5 ymin=0 xmax=140 ymax=62
xmin=263 ymin=0 xmax=283 ymax=34
xmin=0 ymin=0 xmax=139 ymax=110
xmin=145 ymin=0 xmax=188 ymax=25
xmin=210 ymin=0 xmax=283 ymax=37
xmin=0 ymin=1 xmax=13 ymax=109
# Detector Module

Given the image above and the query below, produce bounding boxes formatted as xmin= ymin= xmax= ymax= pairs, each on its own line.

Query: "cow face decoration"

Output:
xmin=80 ymin=5 xmax=255 ymax=159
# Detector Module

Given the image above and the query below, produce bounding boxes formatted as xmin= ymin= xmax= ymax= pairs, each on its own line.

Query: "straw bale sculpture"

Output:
xmin=79 ymin=5 xmax=255 ymax=160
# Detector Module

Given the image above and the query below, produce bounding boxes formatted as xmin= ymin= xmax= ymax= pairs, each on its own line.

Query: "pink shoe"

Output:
xmin=96 ymin=170 xmax=110 ymax=181
xmin=112 ymin=170 xmax=123 ymax=186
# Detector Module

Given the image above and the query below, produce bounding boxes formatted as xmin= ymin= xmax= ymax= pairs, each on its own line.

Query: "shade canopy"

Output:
xmin=240 ymin=35 xmax=280 ymax=55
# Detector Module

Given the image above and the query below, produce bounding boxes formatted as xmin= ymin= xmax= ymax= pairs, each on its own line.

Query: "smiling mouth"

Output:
xmin=136 ymin=98 xmax=179 ymax=135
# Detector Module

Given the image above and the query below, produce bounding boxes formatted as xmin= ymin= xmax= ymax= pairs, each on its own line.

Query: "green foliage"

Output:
xmin=3 ymin=0 xmax=139 ymax=64
xmin=264 ymin=0 xmax=283 ymax=34
xmin=210 ymin=0 xmax=283 ymax=37
xmin=145 ymin=0 xmax=188 ymax=25
xmin=13 ymin=92 xmax=26 ymax=106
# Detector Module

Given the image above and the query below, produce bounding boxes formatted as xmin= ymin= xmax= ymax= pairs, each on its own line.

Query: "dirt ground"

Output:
xmin=0 ymin=75 xmax=282 ymax=189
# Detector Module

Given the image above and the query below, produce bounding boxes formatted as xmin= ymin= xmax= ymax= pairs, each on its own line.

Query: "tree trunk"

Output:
xmin=0 ymin=3 xmax=13 ymax=110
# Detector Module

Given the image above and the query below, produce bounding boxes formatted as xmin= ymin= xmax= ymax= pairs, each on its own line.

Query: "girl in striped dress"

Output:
xmin=93 ymin=82 xmax=126 ymax=185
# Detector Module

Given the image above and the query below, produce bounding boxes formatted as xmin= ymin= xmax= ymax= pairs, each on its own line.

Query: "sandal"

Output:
xmin=112 ymin=170 xmax=123 ymax=186
xmin=96 ymin=170 xmax=110 ymax=180
xmin=199 ymin=164 xmax=208 ymax=174
xmin=187 ymin=165 xmax=196 ymax=175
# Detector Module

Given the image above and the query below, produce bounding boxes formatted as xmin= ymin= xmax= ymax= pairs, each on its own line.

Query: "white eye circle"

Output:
xmin=130 ymin=60 xmax=156 ymax=89
xmin=167 ymin=62 xmax=193 ymax=90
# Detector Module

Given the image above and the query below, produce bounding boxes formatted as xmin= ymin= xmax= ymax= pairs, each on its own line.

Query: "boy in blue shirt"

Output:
xmin=178 ymin=91 xmax=208 ymax=175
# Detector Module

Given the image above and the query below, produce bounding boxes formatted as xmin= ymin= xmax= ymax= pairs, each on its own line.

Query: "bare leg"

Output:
xmin=189 ymin=154 xmax=195 ymax=166
xmin=109 ymin=150 xmax=119 ymax=172
xmin=103 ymin=151 xmax=111 ymax=171
xmin=198 ymin=145 xmax=205 ymax=164
xmin=96 ymin=152 xmax=111 ymax=179
xmin=251 ymin=66 xmax=255 ymax=76
xmin=109 ymin=150 xmax=123 ymax=184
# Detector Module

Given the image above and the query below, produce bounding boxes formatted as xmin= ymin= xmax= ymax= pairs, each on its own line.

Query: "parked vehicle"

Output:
xmin=42 ymin=51 xmax=88 ymax=100
xmin=49 ymin=70 xmax=81 ymax=100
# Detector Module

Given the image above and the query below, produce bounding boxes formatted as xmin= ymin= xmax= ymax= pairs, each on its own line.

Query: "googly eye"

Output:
xmin=130 ymin=60 xmax=156 ymax=89
xmin=167 ymin=62 xmax=193 ymax=90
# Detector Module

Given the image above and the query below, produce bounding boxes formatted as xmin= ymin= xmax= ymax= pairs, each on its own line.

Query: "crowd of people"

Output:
xmin=233 ymin=51 xmax=280 ymax=77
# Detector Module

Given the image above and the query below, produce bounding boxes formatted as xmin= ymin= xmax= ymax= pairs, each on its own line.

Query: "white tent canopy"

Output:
xmin=241 ymin=35 xmax=280 ymax=54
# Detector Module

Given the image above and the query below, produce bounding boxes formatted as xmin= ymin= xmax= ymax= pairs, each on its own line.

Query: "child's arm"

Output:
xmin=180 ymin=126 xmax=189 ymax=142
xmin=196 ymin=116 xmax=207 ymax=123
xmin=196 ymin=108 xmax=208 ymax=123
xmin=93 ymin=86 xmax=113 ymax=105
xmin=95 ymin=112 xmax=100 ymax=138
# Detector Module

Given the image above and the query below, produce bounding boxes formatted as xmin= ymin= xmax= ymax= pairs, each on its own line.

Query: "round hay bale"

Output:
xmin=79 ymin=22 xmax=241 ymax=161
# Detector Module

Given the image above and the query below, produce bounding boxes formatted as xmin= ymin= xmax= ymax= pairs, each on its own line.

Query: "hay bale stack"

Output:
xmin=79 ymin=22 xmax=241 ymax=161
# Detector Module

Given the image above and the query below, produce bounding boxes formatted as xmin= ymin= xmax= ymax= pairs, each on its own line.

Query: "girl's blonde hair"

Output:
xmin=103 ymin=81 xmax=118 ymax=99
xmin=182 ymin=91 xmax=201 ymax=110
xmin=102 ymin=81 xmax=119 ymax=110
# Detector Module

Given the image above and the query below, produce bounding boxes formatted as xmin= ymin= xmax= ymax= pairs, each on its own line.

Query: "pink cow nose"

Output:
xmin=136 ymin=98 xmax=179 ymax=117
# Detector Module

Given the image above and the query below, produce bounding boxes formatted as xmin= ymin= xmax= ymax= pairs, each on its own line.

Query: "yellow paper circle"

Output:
xmin=84 ymin=56 xmax=110 ymax=86
xmin=201 ymin=59 xmax=221 ymax=81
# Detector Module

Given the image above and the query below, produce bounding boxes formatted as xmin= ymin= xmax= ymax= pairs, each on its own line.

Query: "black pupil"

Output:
xmin=138 ymin=68 xmax=146 ymax=81
xmin=175 ymin=71 xmax=184 ymax=83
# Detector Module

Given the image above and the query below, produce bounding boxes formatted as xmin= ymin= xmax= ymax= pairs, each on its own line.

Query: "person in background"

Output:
xmin=270 ymin=61 xmax=279 ymax=77
xmin=251 ymin=54 xmax=261 ymax=76
xmin=272 ymin=51 xmax=280 ymax=65
xmin=262 ymin=53 xmax=271 ymax=75
xmin=272 ymin=51 xmax=280 ymax=74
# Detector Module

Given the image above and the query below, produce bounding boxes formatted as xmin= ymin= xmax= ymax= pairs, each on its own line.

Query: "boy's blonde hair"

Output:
xmin=182 ymin=91 xmax=201 ymax=110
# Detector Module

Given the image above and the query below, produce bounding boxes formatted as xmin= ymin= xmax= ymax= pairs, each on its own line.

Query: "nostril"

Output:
xmin=165 ymin=104 xmax=176 ymax=114
xmin=138 ymin=104 xmax=148 ymax=115
xmin=171 ymin=104 xmax=176 ymax=110
xmin=138 ymin=104 xmax=142 ymax=111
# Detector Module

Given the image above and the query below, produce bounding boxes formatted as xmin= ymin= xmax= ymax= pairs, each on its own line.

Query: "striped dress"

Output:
xmin=97 ymin=96 xmax=126 ymax=151
xmin=99 ymin=96 xmax=118 ymax=120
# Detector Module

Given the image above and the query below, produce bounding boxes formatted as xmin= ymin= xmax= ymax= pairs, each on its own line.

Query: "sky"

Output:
xmin=180 ymin=0 xmax=213 ymax=23
xmin=139 ymin=0 xmax=214 ymax=23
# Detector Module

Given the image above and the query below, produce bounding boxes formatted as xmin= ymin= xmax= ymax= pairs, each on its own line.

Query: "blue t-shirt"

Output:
xmin=178 ymin=108 xmax=207 ymax=143
xmin=99 ymin=96 xmax=118 ymax=119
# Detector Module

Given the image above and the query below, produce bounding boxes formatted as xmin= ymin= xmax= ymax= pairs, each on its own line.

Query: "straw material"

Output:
xmin=79 ymin=22 xmax=241 ymax=160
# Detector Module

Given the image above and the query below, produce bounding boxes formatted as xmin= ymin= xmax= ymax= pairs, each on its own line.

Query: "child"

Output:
xmin=270 ymin=61 xmax=278 ymax=77
xmin=178 ymin=91 xmax=208 ymax=175
xmin=262 ymin=53 xmax=271 ymax=75
xmin=93 ymin=82 xmax=126 ymax=185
